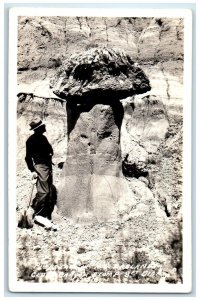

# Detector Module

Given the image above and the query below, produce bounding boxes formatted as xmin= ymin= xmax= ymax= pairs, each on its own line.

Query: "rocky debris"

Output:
xmin=16 ymin=186 xmax=180 ymax=283
xmin=77 ymin=247 xmax=87 ymax=254
xmin=33 ymin=245 xmax=41 ymax=251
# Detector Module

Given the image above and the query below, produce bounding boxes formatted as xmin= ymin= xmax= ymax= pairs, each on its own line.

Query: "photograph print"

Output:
xmin=9 ymin=8 xmax=192 ymax=293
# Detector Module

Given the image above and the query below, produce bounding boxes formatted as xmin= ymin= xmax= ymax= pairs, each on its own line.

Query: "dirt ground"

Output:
xmin=16 ymin=157 xmax=181 ymax=284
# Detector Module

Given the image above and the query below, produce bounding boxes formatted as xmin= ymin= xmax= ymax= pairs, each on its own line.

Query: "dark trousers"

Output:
xmin=31 ymin=164 xmax=54 ymax=220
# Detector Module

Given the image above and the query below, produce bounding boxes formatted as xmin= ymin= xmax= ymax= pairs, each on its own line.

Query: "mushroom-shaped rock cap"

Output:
xmin=50 ymin=47 xmax=151 ymax=101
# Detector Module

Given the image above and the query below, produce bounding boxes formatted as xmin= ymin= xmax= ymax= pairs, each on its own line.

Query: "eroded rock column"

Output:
xmin=58 ymin=98 xmax=124 ymax=221
xmin=50 ymin=47 xmax=151 ymax=221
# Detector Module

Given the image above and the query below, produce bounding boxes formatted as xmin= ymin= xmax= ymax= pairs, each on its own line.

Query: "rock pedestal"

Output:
xmin=51 ymin=47 xmax=151 ymax=222
xmin=58 ymin=99 xmax=124 ymax=221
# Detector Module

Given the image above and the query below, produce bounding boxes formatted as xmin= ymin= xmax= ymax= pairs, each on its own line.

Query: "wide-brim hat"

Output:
xmin=29 ymin=117 xmax=45 ymax=131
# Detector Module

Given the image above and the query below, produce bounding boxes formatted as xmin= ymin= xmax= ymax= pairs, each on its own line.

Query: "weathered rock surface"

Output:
xmin=121 ymin=95 xmax=170 ymax=177
xmin=17 ymin=17 xmax=183 ymax=70
xmin=58 ymin=100 xmax=124 ymax=220
xmin=50 ymin=47 xmax=150 ymax=100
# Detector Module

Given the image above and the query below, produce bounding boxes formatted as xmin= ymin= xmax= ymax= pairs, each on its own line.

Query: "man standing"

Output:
xmin=25 ymin=117 xmax=56 ymax=228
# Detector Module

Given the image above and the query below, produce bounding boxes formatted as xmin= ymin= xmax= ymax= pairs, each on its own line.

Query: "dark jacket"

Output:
xmin=25 ymin=133 xmax=53 ymax=172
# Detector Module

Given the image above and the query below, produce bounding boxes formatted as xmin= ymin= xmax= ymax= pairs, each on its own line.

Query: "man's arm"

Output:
xmin=25 ymin=140 xmax=35 ymax=172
